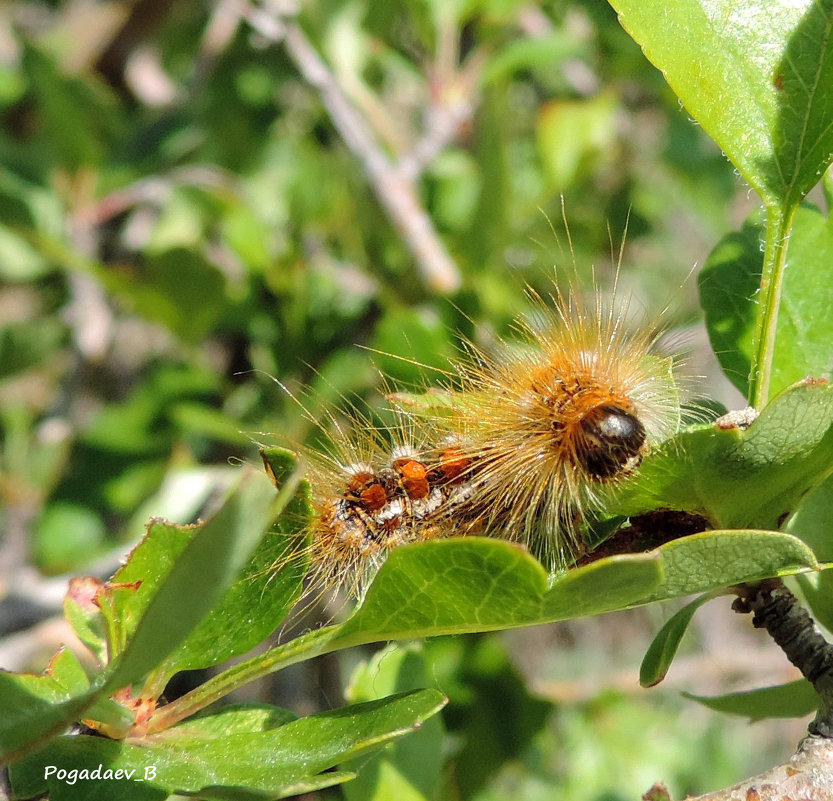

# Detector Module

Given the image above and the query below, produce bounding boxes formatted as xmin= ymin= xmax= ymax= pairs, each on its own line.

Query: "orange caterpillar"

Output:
xmin=281 ymin=284 xmax=683 ymax=597
xmin=282 ymin=401 xmax=466 ymax=597
xmin=432 ymin=289 xmax=682 ymax=569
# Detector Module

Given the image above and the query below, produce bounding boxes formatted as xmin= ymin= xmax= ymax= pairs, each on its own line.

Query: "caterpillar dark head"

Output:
xmin=576 ymin=404 xmax=647 ymax=479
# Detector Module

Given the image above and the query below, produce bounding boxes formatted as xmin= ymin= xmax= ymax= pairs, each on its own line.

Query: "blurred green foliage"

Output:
xmin=0 ymin=0 xmax=735 ymax=568
xmin=0 ymin=0 xmax=764 ymax=797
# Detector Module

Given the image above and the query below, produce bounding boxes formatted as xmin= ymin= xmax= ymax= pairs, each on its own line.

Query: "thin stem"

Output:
xmin=145 ymin=624 xmax=363 ymax=733
xmin=823 ymin=164 xmax=833 ymax=213
xmin=749 ymin=204 xmax=796 ymax=408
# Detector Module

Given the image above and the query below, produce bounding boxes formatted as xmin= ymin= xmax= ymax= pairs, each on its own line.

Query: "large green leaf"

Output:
xmin=685 ymin=679 xmax=819 ymax=720
xmin=608 ymin=0 xmax=833 ymax=207
xmin=610 ymin=380 xmax=833 ymax=530
xmin=700 ymin=204 xmax=833 ymax=399
xmin=336 ymin=541 xmax=660 ymax=642
xmin=104 ymin=522 xmax=194 ymax=650
xmin=155 ymin=452 xmax=309 ymax=675
xmin=343 ymin=644 xmax=445 ymax=801
xmin=339 ymin=530 xmax=815 ymax=646
xmin=9 ymin=690 xmax=447 ymax=801
xmin=100 ymin=452 xmax=306 ymax=679
xmin=102 ymin=470 xmax=279 ymax=692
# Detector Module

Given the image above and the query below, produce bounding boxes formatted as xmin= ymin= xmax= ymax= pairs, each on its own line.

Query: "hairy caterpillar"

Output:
xmin=269 ymin=401 xmax=470 ymax=599
xmin=274 ymin=282 xmax=684 ymax=599
xmin=432 ymin=287 xmax=682 ymax=569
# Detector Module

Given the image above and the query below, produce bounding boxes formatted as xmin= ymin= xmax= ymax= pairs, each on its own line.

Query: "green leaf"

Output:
xmin=0 ymin=650 xmax=107 ymax=766
xmin=650 ymin=530 xmax=816 ymax=601
xmin=102 ymin=470 xmax=277 ymax=692
xmin=0 ymin=318 xmax=65 ymax=379
xmin=684 ymin=679 xmax=819 ymax=720
xmin=328 ymin=529 xmax=813 ymax=646
xmin=259 ymin=447 xmax=307 ymax=496
xmin=483 ymin=32 xmax=581 ymax=84
xmin=192 ymin=778 xmax=356 ymax=800
xmin=700 ymin=204 xmax=833 ymax=399
xmin=639 ymin=594 xmax=718 ymax=687
xmin=157 ymin=458 xmax=309 ymax=675
xmin=161 ymin=705 xmax=298 ymax=741
xmin=34 ymin=501 xmax=106 ymax=573
xmin=343 ymin=644 xmax=446 ymax=801
xmin=698 ymin=211 xmax=763 ymax=397
xmin=789 ymin=474 xmax=833 ymax=562
xmin=9 ymin=690 xmax=447 ymax=801
xmin=22 ymin=43 xmax=121 ymax=170
xmin=222 ymin=201 xmax=272 ymax=273
xmin=337 ymin=541 xmax=660 ymax=642
xmin=610 ymin=380 xmax=833 ymax=530
xmin=371 ymin=308 xmax=455 ymax=385
xmin=16 ymin=648 xmax=91 ymax=700
xmin=169 ymin=402 xmax=253 ymax=446
xmin=0 ymin=226 xmax=52 ymax=281
xmin=388 ymin=388 xmax=461 ymax=418
xmin=78 ymin=362 xmax=218 ymax=456
xmin=64 ymin=578 xmax=109 ymax=665
xmin=100 ymin=248 xmax=227 ymax=345
xmin=796 ymin=569 xmax=833 ymax=635
xmin=106 ymin=521 xmax=194 ymax=649
xmin=536 ymin=93 xmax=618 ymax=192
xmin=608 ymin=0 xmax=833 ymax=207
xmin=789 ymin=476 xmax=833 ymax=630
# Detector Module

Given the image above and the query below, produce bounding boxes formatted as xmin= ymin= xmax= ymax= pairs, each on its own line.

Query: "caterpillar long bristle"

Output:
xmin=273 ymin=400 xmax=449 ymax=601
xmin=270 ymin=279 xmax=686 ymax=599
xmin=430 ymin=285 xmax=683 ymax=569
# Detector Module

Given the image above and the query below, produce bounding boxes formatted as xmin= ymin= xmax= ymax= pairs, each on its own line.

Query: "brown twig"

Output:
xmin=733 ymin=579 xmax=833 ymax=737
xmin=192 ymin=0 xmax=247 ymax=87
xmin=243 ymin=0 xmax=464 ymax=293
xmin=397 ymin=51 xmax=483 ymax=183
xmin=91 ymin=166 xmax=241 ymax=225
xmin=676 ymin=735 xmax=833 ymax=801
xmin=643 ymin=577 xmax=833 ymax=798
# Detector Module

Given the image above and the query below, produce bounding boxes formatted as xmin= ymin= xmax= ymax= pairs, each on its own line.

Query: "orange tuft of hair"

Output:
xmin=270 ymin=281 xmax=685 ymax=598
xmin=431 ymin=287 xmax=683 ymax=569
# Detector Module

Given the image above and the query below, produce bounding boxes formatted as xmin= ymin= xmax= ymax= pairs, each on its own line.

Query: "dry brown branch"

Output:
xmin=734 ymin=579 xmax=833 ymax=736
xmin=244 ymin=0 xmax=464 ymax=293
xmin=397 ymin=52 xmax=483 ymax=183
xmin=676 ymin=735 xmax=833 ymax=801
